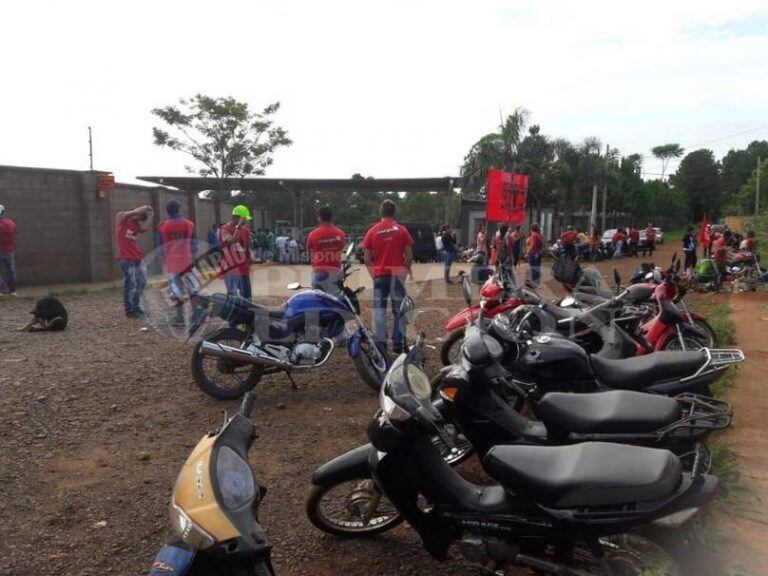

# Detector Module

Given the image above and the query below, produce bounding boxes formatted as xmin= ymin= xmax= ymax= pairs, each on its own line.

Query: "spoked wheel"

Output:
xmin=569 ymin=534 xmax=679 ymax=576
xmin=191 ymin=327 xmax=263 ymax=399
xmin=306 ymin=478 xmax=404 ymax=537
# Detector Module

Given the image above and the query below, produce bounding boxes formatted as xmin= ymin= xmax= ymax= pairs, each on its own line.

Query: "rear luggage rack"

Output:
xmin=681 ymin=348 xmax=745 ymax=382
xmin=655 ymin=393 xmax=733 ymax=441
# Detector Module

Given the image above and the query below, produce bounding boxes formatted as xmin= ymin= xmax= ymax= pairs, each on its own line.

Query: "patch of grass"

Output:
xmin=710 ymin=365 xmax=738 ymax=397
xmin=709 ymin=304 xmax=736 ymax=346
xmin=663 ymin=230 xmax=686 ymax=244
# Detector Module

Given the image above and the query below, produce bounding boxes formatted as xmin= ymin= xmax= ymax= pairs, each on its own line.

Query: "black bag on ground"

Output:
xmin=552 ymin=257 xmax=582 ymax=285
xmin=472 ymin=263 xmax=493 ymax=285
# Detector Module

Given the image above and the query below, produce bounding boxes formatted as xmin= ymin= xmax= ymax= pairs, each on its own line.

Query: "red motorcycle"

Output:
xmin=441 ymin=268 xmax=537 ymax=364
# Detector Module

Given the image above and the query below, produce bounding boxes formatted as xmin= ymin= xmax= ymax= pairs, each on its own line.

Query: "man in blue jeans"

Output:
xmin=0 ymin=204 xmax=18 ymax=296
xmin=362 ymin=199 xmax=414 ymax=355
xmin=114 ymin=205 xmax=153 ymax=317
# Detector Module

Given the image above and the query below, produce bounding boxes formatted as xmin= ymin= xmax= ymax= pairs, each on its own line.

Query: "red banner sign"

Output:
xmin=485 ymin=169 xmax=528 ymax=224
xmin=97 ymin=173 xmax=115 ymax=192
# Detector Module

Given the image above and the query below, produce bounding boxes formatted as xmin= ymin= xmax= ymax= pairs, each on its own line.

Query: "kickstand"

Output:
xmin=285 ymin=372 xmax=299 ymax=390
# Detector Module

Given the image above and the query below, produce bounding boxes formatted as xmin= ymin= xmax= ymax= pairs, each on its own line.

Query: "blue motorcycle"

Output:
xmin=189 ymin=244 xmax=391 ymax=398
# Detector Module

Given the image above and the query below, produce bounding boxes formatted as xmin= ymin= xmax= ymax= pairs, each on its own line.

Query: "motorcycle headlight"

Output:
xmin=406 ymin=364 xmax=432 ymax=401
xmin=216 ymin=446 xmax=256 ymax=510
xmin=379 ymin=368 xmax=411 ymax=422
xmin=169 ymin=501 xmax=215 ymax=549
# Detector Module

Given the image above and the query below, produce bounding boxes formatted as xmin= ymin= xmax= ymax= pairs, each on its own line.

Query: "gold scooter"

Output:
xmin=148 ymin=392 xmax=274 ymax=575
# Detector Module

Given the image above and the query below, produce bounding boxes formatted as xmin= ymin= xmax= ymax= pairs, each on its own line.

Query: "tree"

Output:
xmin=670 ymin=149 xmax=721 ymax=220
xmin=651 ymin=143 xmax=685 ymax=181
xmin=460 ymin=107 xmax=529 ymax=196
xmin=518 ymin=125 xmax=555 ymax=222
xmin=721 ymin=140 xmax=768 ymax=198
xmin=152 ymin=95 xmax=292 ymax=199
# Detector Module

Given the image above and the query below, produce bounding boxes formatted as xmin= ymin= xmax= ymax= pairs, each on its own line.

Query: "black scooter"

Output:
xmin=366 ymin=335 xmax=718 ymax=575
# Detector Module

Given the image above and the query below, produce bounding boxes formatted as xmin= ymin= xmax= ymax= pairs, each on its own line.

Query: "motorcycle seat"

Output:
xmin=482 ymin=442 xmax=682 ymax=508
xmin=590 ymin=351 xmax=707 ymax=390
xmin=536 ymin=390 xmax=682 ymax=434
xmin=242 ymin=299 xmax=285 ymax=319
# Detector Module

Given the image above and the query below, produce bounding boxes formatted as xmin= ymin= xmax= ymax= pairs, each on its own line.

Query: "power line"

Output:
xmin=682 ymin=122 xmax=768 ymax=150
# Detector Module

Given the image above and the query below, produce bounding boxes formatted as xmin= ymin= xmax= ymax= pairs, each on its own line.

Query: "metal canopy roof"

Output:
xmin=137 ymin=176 xmax=459 ymax=193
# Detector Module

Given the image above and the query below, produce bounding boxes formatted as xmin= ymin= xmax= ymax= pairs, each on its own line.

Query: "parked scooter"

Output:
xmin=188 ymin=244 xmax=389 ymax=398
xmin=147 ymin=392 xmax=275 ymax=576
xmin=365 ymin=334 xmax=719 ymax=574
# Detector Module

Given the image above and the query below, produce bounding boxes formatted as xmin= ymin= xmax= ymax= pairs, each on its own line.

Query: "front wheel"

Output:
xmin=191 ymin=327 xmax=262 ymax=399
xmin=690 ymin=318 xmax=717 ymax=348
xmin=352 ymin=336 xmax=389 ymax=391
xmin=306 ymin=478 xmax=404 ymax=537
xmin=439 ymin=328 xmax=465 ymax=366
xmin=661 ymin=329 xmax=704 ymax=352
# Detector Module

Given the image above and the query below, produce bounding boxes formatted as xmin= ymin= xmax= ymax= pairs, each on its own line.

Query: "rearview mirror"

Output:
xmin=462 ymin=274 xmax=473 ymax=306
xmin=399 ymin=296 xmax=416 ymax=324
xmin=286 ymin=282 xmax=301 ymax=290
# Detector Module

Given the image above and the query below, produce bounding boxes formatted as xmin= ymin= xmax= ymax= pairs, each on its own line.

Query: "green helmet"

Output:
xmin=232 ymin=204 xmax=252 ymax=221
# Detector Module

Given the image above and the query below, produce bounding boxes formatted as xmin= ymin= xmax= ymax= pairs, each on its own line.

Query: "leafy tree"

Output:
xmin=651 ymin=143 xmax=685 ymax=180
xmin=732 ymin=157 xmax=768 ymax=215
xmin=518 ymin=125 xmax=555 ymax=221
xmin=721 ymin=140 xmax=768 ymax=198
xmin=670 ymin=149 xmax=721 ymax=220
xmin=152 ymin=95 xmax=292 ymax=199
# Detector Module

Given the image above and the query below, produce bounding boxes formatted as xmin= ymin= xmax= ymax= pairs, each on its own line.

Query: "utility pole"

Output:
xmin=601 ymin=144 xmax=609 ymax=232
xmin=757 ymin=157 xmax=762 ymax=216
xmin=88 ymin=126 xmax=94 ymax=171
xmin=590 ymin=184 xmax=598 ymax=235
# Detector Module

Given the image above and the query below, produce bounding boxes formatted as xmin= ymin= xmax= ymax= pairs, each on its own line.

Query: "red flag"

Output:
xmin=699 ymin=214 xmax=710 ymax=247
xmin=486 ymin=169 xmax=528 ymax=224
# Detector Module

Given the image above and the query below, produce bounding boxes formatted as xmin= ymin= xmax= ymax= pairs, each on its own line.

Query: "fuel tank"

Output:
xmin=513 ymin=334 xmax=594 ymax=385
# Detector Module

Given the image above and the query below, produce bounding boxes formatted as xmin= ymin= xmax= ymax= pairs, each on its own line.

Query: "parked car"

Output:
xmin=601 ymin=228 xmax=617 ymax=247
xmin=654 ymin=227 xmax=664 ymax=244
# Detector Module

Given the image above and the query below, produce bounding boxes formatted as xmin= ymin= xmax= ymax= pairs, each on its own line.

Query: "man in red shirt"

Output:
xmin=560 ymin=225 xmax=578 ymax=260
xmin=628 ymin=226 xmax=640 ymax=258
xmin=0 ymin=205 xmax=18 ymax=296
xmin=219 ymin=205 xmax=253 ymax=300
xmin=713 ymin=230 xmax=731 ymax=291
xmin=306 ymin=206 xmax=346 ymax=294
xmin=526 ymin=222 xmax=544 ymax=287
xmin=0 ymin=204 xmax=16 ymax=297
xmin=612 ymin=229 xmax=626 ymax=258
xmin=363 ymin=199 xmax=414 ymax=354
xmin=115 ymin=205 xmax=153 ymax=317
xmin=157 ymin=200 xmax=198 ymax=324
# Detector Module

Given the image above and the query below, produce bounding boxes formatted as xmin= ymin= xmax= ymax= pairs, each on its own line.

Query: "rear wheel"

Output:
xmin=439 ymin=328 xmax=465 ymax=366
xmin=191 ymin=327 xmax=262 ymax=399
xmin=690 ymin=318 xmax=716 ymax=347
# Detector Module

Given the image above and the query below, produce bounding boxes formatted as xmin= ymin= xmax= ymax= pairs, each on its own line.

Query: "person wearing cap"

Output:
xmin=157 ymin=200 xmax=198 ymax=324
xmin=115 ymin=204 xmax=153 ymax=317
xmin=219 ymin=205 xmax=253 ymax=300
xmin=0 ymin=205 xmax=18 ymax=296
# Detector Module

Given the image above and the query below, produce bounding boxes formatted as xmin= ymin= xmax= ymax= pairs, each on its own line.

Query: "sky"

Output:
xmin=1 ymin=0 xmax=767 ymax=185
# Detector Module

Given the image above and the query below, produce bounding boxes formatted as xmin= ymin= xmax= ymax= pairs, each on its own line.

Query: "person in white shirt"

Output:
xmin=476 ymin=224 xmax=487 ymax=266
xmin=275 ymin=235 xmax=288 ymax=264
xmin=435 ymin=231 xmax=444 ymax=262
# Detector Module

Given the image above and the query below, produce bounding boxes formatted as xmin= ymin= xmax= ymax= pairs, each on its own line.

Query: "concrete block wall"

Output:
xmin=0 ymin=165 xmax=247 ymax=287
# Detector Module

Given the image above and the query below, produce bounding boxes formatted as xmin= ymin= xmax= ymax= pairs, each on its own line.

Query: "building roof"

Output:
xmin=137 ymin=176 xmax=459 ymax=193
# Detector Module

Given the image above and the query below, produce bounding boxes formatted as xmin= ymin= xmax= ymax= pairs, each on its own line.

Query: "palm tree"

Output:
xmin=460 ymin=107 xmax=529 ymax=197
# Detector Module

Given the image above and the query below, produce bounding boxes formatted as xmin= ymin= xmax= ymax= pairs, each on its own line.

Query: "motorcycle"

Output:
xmin=188 ymin=244 xmax=390 ymax=398
xmin=364 ymin=334 xmax=719 ymax=575
xmin=440 ymin=266 xmax=537 ymax=365
xmin=147 ymin=392 xmax=275 ymax=576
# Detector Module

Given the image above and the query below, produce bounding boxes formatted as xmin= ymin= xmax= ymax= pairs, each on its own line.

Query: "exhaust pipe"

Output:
xmin=199 ymin=341 xmax=295 ymax=369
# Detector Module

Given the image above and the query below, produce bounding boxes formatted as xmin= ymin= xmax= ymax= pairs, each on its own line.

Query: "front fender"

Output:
xmin=445 ymin=306 xmax=480 ymax=330
xmin=311 ymin=443 xmax=376 ymax=486
xmin=347 ymin=329 xmax=363 ymax=358
xmin=149 ymin=540 xmax=195 ymax=576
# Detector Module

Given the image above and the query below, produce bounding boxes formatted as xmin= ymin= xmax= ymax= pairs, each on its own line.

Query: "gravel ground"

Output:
xmin=0 ymin=248 xmax=731 ymax=576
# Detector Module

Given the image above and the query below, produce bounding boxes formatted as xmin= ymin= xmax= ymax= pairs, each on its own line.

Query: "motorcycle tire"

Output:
xmin=352 ymin=338 xmax=388 ymax=392
xmin=191 ymin=327 xmax=262 ymax=400
xmin=306 ymin=477 xmax=405 ymax=537
xmin=439 ymin=328 xmax=465 ymax=366
xmin=691 ymin=318 xmax=717 ymax=347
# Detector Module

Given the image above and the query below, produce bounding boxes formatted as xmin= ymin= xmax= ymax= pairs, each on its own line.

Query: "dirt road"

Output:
xmin=0 ymin=243 xmax=756 ymax=576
